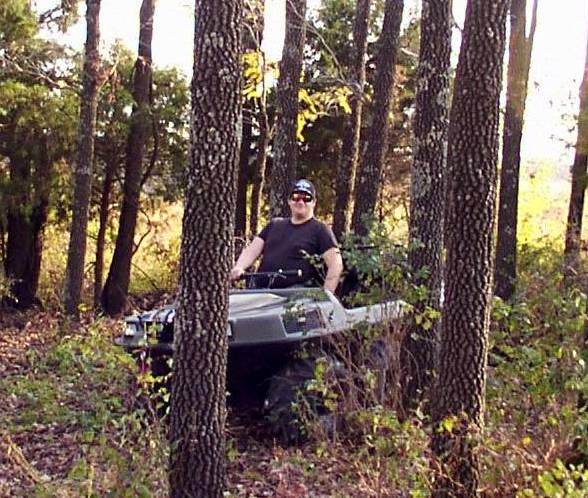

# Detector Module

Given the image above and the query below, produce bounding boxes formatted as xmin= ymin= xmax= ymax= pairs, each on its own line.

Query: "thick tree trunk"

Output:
xmin=101 ymin=0 xmax=154 ymax=316
xmin=332 ymin=0 xmax=371 ymax=240
xmin=351 ymin=0 xmax=404 ymax=237
xmin=494 ymin=0 xmax=538 ymax=300
xmin=401 ymin=0 xmax=451 ymax=411
xmin=268 ymin=0 xmax=307 ymax=218
xmin=93 ymin=159 xmax=115 ymax=309
xmin=168 ymin=0 xmax=242 ymax=496
xmin=63 ymin=0 xmax=101 ymax=317
xmin=235 ymin=109 xmax=252 ymax=240
xmin=430 ymin=1 xmax=508 ymax=496
xmin=564 ymin=32 xmax=588 ymax=285
xmin=250 ymin=106 xmax=270 ymax=236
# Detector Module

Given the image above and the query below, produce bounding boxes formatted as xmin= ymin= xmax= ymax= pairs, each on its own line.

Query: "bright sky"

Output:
xmin=35 ymin=0 xmax=588 ymax=171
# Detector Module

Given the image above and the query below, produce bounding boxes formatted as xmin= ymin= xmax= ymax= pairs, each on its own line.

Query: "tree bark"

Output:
xmin=332 ymin=0 xmax=371 ymax=240
xmin=63 ymin=0 xmax=101 ymax=317
xmin=351 ymin=0 xmax=404 ymax=237
xmin=494 ymin=0 xmax=538 ymax=300
xmin=101 ymin=0 xmax=154 ymax=316
xmin=401 ymin=0 xmax=451 ymax=411
xmin=268 ymin=0 xmax=307 ymax=218
xmin=235 ymin=107 xmax=252 ymax=240
xmin=250 ymin=104 xmax=270 ymax=236
xmin=430 ymin=1 xmax=508 ymax=496
xmin=168 ymin=0 xmax=242 ymax=496
xmin=563 ymin=31 xmax=588 ymax=285
xmin=93 ymin=158 xmax=115 ymax=309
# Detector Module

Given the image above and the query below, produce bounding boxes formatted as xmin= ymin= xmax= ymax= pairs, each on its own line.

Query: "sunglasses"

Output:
xmin=290 ymin=192 xmax=314 ymax=203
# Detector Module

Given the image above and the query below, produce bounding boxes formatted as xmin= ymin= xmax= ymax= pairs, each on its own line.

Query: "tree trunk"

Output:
xmin=563 ymin=31 xmax=588 ymax=285
xmin=4 ymin=138 xmax=51 ymax=309
xmin=401 ymin=0 xmax=451 ymax=411
xmin=93 ymin=158 xmax=115 ymax=309
xmin=63 ymin=0 xmax=101 ymax=317
xmin=250 ymin=105 xmax=270 ymax=236
xmin=332 ymin=0 xmax=371 ymax=240
xmin=101 ymin=0 xmax=154 ymax=316
xmin=268 ymin=0 xmax=307 ymax=218
xmin=494 ymin=0 xmax=538 ymax=300
xmin=351 ymin=0 xmax=404 ymax=237
xmin=168 ymin=0 xmax=242 ymax=496
xmin=430 ymin=1 xmax=508 ymax=496
xmin=235 ymin=107 xmax=252 ymax=240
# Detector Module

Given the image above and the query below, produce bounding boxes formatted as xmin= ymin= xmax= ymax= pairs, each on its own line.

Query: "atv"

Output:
xmin=115 ymin=269 xmax=404 ymax=442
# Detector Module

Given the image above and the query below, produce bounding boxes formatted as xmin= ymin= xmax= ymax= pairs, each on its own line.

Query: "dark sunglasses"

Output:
xmin=290 ymin=192 xmax=314 ymax=203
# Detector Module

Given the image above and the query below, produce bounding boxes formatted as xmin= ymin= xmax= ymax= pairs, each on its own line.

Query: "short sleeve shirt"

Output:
xmin=257 ymin=218 xmax=338 ymax=288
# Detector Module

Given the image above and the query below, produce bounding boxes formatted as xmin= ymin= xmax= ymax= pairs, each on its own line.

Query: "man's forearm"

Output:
xmin=233 ymin=236 xmax=264 ymax=271
xmin=323 ymin=272 xmax=340 ymax=293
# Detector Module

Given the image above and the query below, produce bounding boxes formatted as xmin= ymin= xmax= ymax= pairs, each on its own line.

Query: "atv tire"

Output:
xmin=263 ymin=355 xmax=344 ymax=445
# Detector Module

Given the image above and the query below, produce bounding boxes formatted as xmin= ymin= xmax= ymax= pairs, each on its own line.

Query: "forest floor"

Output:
xmin=0 ymin=308 xmax=416 ymax=498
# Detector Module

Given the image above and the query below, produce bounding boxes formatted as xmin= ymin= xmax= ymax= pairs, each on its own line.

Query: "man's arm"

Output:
xmin=322 ymin=247 xmax=343 ymax=293
xmin=230 ymin=236 xmax=265 ymax=280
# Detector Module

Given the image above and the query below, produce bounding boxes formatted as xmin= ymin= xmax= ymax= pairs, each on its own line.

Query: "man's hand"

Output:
xmin=230 ymin=266 xmax=245 ymax=281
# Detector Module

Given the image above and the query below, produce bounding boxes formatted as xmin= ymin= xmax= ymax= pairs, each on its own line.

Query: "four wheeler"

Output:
xmin=115 ymin=270 xmax=404 ymax=442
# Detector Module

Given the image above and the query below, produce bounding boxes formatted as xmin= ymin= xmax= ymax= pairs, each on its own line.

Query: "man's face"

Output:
xmin=288 ymin=190 xmax=316 ymax=218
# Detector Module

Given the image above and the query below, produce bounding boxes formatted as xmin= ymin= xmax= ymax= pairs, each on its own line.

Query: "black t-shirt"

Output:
xmin=256 ymin=217 xmax=338 ymax=288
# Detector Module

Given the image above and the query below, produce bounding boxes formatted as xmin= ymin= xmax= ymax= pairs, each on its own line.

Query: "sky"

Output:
xmin=34 ymin=0 xmax=588 ymax=171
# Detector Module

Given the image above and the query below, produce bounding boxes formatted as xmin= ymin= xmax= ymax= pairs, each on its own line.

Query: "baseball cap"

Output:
xmin=290 ymin=178 xmax=316 ymax=197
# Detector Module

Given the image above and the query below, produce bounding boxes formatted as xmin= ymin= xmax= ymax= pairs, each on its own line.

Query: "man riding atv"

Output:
xmin=117 ymin=179 xmax=403 ymax=442
xmin=230 ymin=178 xmax=343 ymax=292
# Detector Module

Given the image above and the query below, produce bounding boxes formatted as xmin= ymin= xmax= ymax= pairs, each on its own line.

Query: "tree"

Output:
xmin=494 ymin=0 xmax=539 ymax=300
xmin=563 ymin=31 xmax=588 ymax=285
xmin=401 ymin=0 xmax=451 ymax=410
xmin=351 ymin=0 xmax=404 ymax=237
xmin=91 ymin=48 xmax=189 ymax=309
xmin=332 ymin=0 xmax=371 ymax=240
xmin=0 ymin=0 xmax=77 ymax=309
xmin=63 ymin=0 xmax=102 ymax=316
xmin=268 ymin=0 xmax=307 ymax=218
xmin=101 ymin=0 xmax=155 ymax=316
xmin=168 ymin=0 xmax=242 ymax=496
xmin=430 ymin=0 xmax=508 ymax=495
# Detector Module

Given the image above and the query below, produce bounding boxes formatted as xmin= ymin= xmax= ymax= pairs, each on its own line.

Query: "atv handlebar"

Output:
xmin=240 ymin=269 xmax=302 ymax=279
xmin=237 ymin=269 xmax=303 ymax=289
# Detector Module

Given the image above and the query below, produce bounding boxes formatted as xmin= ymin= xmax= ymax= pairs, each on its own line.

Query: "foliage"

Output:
xmin=0 ymin=318 xmax=168 ymax=497
xmin=0 ymin=0 xmax=38 ymax=47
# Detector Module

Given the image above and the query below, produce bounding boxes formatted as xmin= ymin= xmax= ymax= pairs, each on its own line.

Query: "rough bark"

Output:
xmin=63 ymin=0 xmax=101 ymax=317
xmin=168 ymin=0 xmax=242 ymax=496
xmin=401 ymin=0 xmax=451 ymax=411
xmin=494 ymin=0 xmax=538 ymax=300
xmin=430 ymin=1 xmax=508 ymax=496
xmin=268 ymin=0 xmax=307 ymax=218
xmin=563 ymin=31 xmax=588 ymax=285
xmin=93 ymin=158 xmax=115 ymax=309
xmin=235 ymin=107 xmax=252 ymax=240
xmin=351 ymin=0 xmax=404 ymax=237
xmin=101 ymin=0 xmax=154 ymax=316
xmin=332 ymin=0 xmax=371 ymax=240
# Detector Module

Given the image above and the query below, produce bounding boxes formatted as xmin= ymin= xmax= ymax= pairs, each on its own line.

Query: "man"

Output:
xmin=230 ymin=179 xmax=343 ymax=292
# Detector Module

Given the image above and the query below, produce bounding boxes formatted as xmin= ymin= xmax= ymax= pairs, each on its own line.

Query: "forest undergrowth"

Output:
xmin=1 ymin=233 xmax=587 ymax=497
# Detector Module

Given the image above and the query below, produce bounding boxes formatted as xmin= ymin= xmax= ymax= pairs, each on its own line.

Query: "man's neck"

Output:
xmin=290 ymin=214 xmax=313 ymax=225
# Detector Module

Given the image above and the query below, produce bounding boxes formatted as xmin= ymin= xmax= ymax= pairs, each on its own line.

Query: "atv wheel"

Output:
xmin=263 ymin=355 xmax=344 ymax=445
